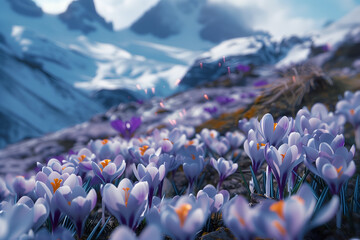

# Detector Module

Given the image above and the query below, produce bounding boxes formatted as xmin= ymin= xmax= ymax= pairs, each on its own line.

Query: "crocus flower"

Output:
xmin=92 ymin=155 xmax=126 ymax=184
xmin=128 ymin=145 xmax=156 ymax=165
xmin=306 ymin=154 xmax=356 ymax=195
xmin=238 ymin=117 xmax=260 ymax=134
xmin=178 ymin=145 xmax=205 ymax=193
xmin=243 ymin=129 xmax=266 ymax=175
xmin=65 ymin=148 xmax=96 ymax=174
xmin=103 ymin=178 xmax=149 ymax=229
xmin=7 ymin=175 xmax=35 ymax=199
xmin=111 ymin=116 xmax=142 ymax=140
xmin=133 ymin=162 xmax=165 ymax=207
xmin=259 ymin=113 xmax=291 ymax=147
xmin=265 ymin=144 xmax=302 ymax=199
xmin=225 ymin=131 xmax=245 ymax=149
xmin=0 ymin=201 xmax=34 ymax=240
xmin=210 ymin=158 xmax=238 ymax=190
xmin=196 ymin=184 xmax=229 ymax=213
xmin=256 ymin=184 xmax=339 ymax=240
xmin=35 ymin=173 xmax=82 ymax=230
xmin=295 ymin=103 xmax=344 ymax=136
xmin=215 ymin=96 xmax=235 ymax=105
xmin=208 ymin=136 xmax=231 ymax=156
xmin=222 ymin=195 xmax=259 ymax=240
xmin=88 ymin=138 xmax=121 ymax=161
xmin=236 ymin=64 xmax=251 ymax=72
xmin=17 ymin=196 xmax=49 ymax=231
xmin=336 ymin=90 xmax=360 ymax=148
xmin=303 ymin=132 xmax=354 ymax=165
xmin=110 ymin=225 xmax=162 ymax=240
xmin=159 ymin=195 xmax=209 ymax=240
xmin=33 ymin=226 xmax=74 ymax=240
xmin=0 ymin=177 xmax=10 ymax=202
xmin=55 ymin=186 xmax=97 ymax=237
xmin=204 ymin=106 xmax=218 ymax=115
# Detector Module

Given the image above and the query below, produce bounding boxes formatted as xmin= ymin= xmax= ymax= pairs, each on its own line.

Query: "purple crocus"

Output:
xmin=133 ymin=162 xmax=165 ymax=208
xmin=303 ymin=132 xmax=354 ymax=165
xmin=159 ymin=195 xmax=209 ymax=240
xmin=17 ymin=196 xmax=49 ymax=231
xmin=110 ymin=225 xmax=162 ymax=240
xmin=92 ymin=155 xmax=126 ymax=184
xmin=243 ymin=129 xmax=266 ymax=175
xmin=295 ymin=103 xmax=344 ymax=136
xmin=265 ymin=144 xmax=303 ymax=199
xmin=336 ymin=90 xmax=360 ymax=148
xmin=55 ymin=186 xmax=97 ymax=237
xmin=8 ymin=175 xmax=35 ymax=199
xmin=35 ymin=173 xmax=82 ymax=230
xmin=210 ymin=157 xmax=238 ymax=190
xmin=88 ymin=138 xmax=121 ymax=161
xmin=204 ymin=106 xmax=218 ymax=115
xmin=236 ymin=64 xmax=251 ymax=72
xmin=178 ymin=145 xmax=205 ymax=193
xmin=215 ymin=96 xmax=235 ymax=105
xmin=111 ymin=116 xmax=142 ymax=140
xmin=222 ymin=195 xmax=258 ymax=240
xmin=259 ymin=113 xmax=291 ymax=147
xmin=197 ymin=184 xmax=229 ymax=213
xmin=0 ymin=201 xmax=34 ymax=240
xmin=256 ymin=184 xmax=339 ymax=240
xmin=65 ymin=148 xmax=96 ymax=174
xmin=103 ymin=179 xmax=149 ymax=229
xmin=225 ymin=131 xmax=245 ymax=149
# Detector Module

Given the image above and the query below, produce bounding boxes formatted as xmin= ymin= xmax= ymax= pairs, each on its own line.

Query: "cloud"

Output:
xmin=207 ymin=0 xmax=319 ymax=38
xmin=94 ymin=0 xmax=160 ymax=30
xmin=32 ymin=0 xmax=74 ymax=14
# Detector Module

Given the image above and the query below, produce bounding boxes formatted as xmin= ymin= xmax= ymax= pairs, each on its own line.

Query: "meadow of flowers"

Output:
xmin=0 ymin=90 xmax=359 ymax=240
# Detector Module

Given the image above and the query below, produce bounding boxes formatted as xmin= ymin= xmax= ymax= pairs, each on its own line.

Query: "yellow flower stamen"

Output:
xmin=336 ymin=166 xmax=343 ymax=178
xmin=78 ymin=155 xmax=86 ymax=162
xmin=100 ymin=159 xmax=111 ymax=172
xmin=139 ymin=145 xmax=149 ymax=156
xmin=280 ymin=154 xmax=286 ymax=162
xmin=122 ymin=187 xmax=130 ymax=207
xmin=175 ymin=204 xmax=192 ymax=227
xmin=270 ymin=200 xmax=285 ymax=219
xmin=102 ymin=139 xmax=109 ymax=145
xmin=273 ymin=123 xmax=278 ymax=131
xmin=256 ymin=143 xmax=266 ymax=150
xmin=51 ymin=178 xmax=62 ymax=193
xmin=273 ymin=220 xmax=286 ymax=236
xmin=350 ymin=109 xmax=355 ymax=115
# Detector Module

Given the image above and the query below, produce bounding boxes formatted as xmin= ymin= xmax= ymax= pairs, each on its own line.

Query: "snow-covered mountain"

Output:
xmin=0 ymin=0 xmax=359 ymax=149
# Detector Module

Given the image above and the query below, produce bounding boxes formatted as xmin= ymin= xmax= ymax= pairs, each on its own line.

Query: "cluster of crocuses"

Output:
xmin=0 ymin=91 xmax=358 ymax=240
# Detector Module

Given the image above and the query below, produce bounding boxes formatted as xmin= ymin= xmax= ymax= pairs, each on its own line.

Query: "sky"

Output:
xmin=32 ymin=0 xmax=360 ymax=38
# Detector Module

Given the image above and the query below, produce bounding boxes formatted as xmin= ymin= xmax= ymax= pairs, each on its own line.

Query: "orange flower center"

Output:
xmin=122 ymin=187 xmax=130 ymax=207
xmin=175 ymin=204 xmax=192 ymax=227
xmin=51 ymin=178 xmax=62 ymax=193
xmin=273 ymin=220 xmax=286 ymax=236
xmin=68 ymin=201 xmax=71 ymax=206
xmin=210 ymin=132 xmax=215 ymax=138
xmin=100 ymin=159 xmax=111 ymax=171
xmin=185 ymin=140 xmax=194 ymax=148
xmin=350 ymin=109 xmax=355 ymax=115
xmin=236 ymin=213 xmax=246 ymax=226
xmin=191 ymin=154 xmax=196 ymax=160
xmin=139 ymin=145 xmax=149 ymax=156
xmin=280 ymin=154 xmax=286 ymax=162
xmin=102 ymin=139 xmax=109 ymax=145
xmin=336 ymin=166 xmax=343 ymax=178
xmin=270 ymin=200 xmax=284 ymax=219
xmin=78 ymin=155 xmax=86 ymax=162
xmin=256 ymin=143 xmax=266 ymax=150
xmin=273 ymin=123 xmax=278 ymax=131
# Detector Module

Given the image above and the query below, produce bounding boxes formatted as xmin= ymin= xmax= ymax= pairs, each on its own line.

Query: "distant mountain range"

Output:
xmin=0 ymin=0 xmax=359 ymax=148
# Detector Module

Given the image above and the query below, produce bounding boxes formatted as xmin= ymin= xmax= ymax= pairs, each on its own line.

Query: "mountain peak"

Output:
xmin=59 ymin=0 xmax=113 ymax=34
xmin=7 ymin=0 xmax=43 ymax=17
